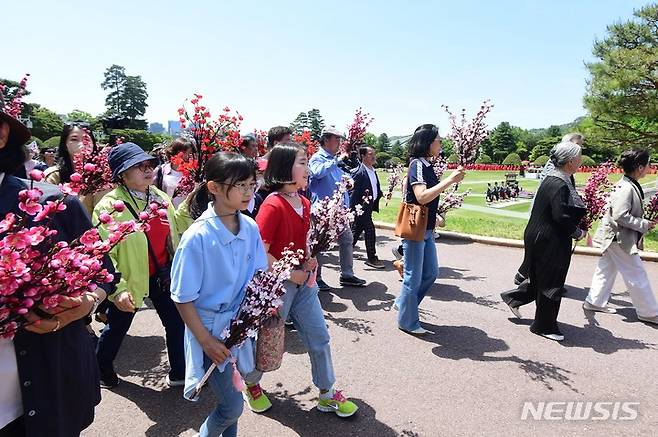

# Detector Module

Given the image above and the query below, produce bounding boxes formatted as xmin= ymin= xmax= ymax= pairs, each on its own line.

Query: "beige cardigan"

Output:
xmin=593 ymin=175 xmax=650 ymax=255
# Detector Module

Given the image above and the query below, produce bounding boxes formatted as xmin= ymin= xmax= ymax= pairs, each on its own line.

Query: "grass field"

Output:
xmin=374 ymin=169 xmax=658 ymax=252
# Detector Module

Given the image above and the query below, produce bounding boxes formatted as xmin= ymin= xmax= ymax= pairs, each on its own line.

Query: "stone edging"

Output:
xmin=374 ymin=221 xmax=658 ymax=263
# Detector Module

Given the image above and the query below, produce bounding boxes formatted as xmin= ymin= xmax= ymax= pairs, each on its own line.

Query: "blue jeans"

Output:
xmin=96 ymin=276 xmax=185 ymax=379
xmin=199 ymin=356 xmax=243 ymax=437
xmin=245 ymin=281 xmax=335 ymax=390
xmin=395 ymin=230 xmax=439 ymax=331
xmin=317 ymin=228 xmax=355 ymax=279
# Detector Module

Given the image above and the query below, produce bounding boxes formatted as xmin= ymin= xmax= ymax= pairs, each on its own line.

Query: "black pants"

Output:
xmin=96 ymin=276 xmax=185 ymax=379
xmin=0 ymin=416 xmax=24 ymax=437
xmin=352 ymin=208 xmax=377 ymax=260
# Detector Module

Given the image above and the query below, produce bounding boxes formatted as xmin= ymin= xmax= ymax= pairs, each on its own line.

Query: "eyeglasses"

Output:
xmin=218 ymin=182 xmax=258 ymax=194
xmin=135 ymin=161 xmax=156 ymax=172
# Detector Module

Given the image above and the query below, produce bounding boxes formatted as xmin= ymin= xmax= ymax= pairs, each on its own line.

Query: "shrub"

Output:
xmin=44 ymin=136 xmax=60 ymax=149
xmin=502 ymin=153 xmax=522 ymax=166
xmin=581 ymin=155 xmax=596 ymax=166
xmin=376 ymin=152 xmax=392 ymax=168
xmin=111 ymin=129 xmax=171 ymax=151
xmin=476 ymin=153 xmax=492 ymax=164
xmin=447 ymin=153 xmax=460 ymax=164
xmin=534 ymin=155 xmax=549 ymax=166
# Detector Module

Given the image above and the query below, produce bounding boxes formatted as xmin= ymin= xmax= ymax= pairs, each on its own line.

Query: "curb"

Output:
xmin=373 ymin=221 xmax=658 ymax=263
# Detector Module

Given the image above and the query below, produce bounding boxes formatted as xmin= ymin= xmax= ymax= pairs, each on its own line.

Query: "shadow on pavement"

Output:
xmin=440 ymin=266 xmax=486 ymax=282
xmin=425 ymin=283 xmax=502 ymax=311
xmin=419 ymin=323 xmax=580 ymax=393
xmin=107 ymin=379 xmax=211 ymax=437
xmin=328 ymin=281 xmax=395 ymax=312
xmin=262 ymin=385 xmax=400 ymax=437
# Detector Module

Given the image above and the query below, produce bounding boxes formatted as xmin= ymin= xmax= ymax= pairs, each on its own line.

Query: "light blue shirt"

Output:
xmin=308 ymin=147 xmax=349 ymax=206
xmin=170 ymin=204 xmax=268 ymax=400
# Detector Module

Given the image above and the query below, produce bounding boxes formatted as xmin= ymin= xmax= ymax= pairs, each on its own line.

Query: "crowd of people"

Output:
xmin=1 ymin=109 xmax=658 ymax=436
xmin=485 ymin=181 xmax=521 ymax=202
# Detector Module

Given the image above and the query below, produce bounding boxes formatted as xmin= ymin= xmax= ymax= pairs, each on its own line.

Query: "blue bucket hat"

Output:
xmin=108 ymin=142 xmax=157 ymax=181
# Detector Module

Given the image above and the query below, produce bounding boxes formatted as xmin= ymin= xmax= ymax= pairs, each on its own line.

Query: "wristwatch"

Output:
xmin=83 ymin=292 xmax=101 ymax=316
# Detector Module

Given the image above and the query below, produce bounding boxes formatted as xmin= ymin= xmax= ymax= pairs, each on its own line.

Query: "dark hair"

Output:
xmin=619 ymin=148 xmax=650 ymax=174
xmin=56 ymin=121 xmax=97 ymax=182
xmin=0 ymin=142 xmax=27 ymax=173
xmin=407 ymin=124 xmax=439 ymax=158
xmin=267 ymin=126 xmax=292 ymax=149
xmin=165 ymin=137 xmax=195 ymax=160
xmin=263 ymin=142 xmax=305 ymax=191
xmin=188 ymin=152 xmax=256 ymax=219
xmin=358 ymin=145 xmax=372 ymax=158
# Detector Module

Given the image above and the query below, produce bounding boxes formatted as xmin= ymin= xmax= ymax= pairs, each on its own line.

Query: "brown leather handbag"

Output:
xmin=395 ymin=202 xmax=428 ymax=242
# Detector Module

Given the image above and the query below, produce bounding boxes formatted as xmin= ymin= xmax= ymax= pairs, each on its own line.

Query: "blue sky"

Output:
xmin=3 ymin=0 xmax=650 ymax=136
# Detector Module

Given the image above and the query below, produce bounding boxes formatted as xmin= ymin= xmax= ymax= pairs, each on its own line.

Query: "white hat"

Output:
xmin=321 ymin=126 xmax=345 ymax=138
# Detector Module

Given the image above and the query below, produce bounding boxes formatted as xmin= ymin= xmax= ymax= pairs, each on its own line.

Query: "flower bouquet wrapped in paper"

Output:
xmin=644 ymin=192 xmax=658 ymax=221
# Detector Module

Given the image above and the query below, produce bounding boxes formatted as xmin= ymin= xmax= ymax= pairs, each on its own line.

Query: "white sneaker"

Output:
xmin=583 ymin=301 xmax=616 ymax=314
xmin=637 ymin=315 xmax=658 ymax=325
xmin=392 ymin=302 xmax=399 ymax=311
xmin=506 ymin=303 xmax=522 ymax=319
xmin=391 ymin=246 xmax=403 ymax=260
xmin=399 ymin=326 xmax=432 ymax=335
xmin=539 ymin=333 xmax=564 ymax=342
xmin=166 ymin=375 xmax=185 ymax=387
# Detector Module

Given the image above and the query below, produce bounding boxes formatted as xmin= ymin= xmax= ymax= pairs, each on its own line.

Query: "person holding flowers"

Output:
xmin=243 ymin=142 xmax=358 ymax=418
xmin=395 ymin=124 xmax=465 ymax=335
xmin=154 ymin=136 xmax=195 ymax=208
xmin=309 ymin=126 xmax=366 ymax=290
xmin=584 ymin=149 xmax=658 ymax=324
xmin=44 ymin=121 xmax=109 ymax=217
xmin=1 ymin=112 xmax=106 ymax=437
xmin=94 ymin=142 xmax=185 ymax=389
xmin=170 ymin=152 xmax=268 ymax=437
xmin=501 ymin=142 xmax=587 ymax=341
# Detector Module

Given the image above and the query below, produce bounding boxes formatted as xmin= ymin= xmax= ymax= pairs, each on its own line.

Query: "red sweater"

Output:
xmin=256 ymin=193 xmax=310 ymax=259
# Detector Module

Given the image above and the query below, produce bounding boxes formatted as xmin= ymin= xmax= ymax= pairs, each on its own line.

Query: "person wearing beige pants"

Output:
xmin=585 ymin=149 xmax=658 ymax=324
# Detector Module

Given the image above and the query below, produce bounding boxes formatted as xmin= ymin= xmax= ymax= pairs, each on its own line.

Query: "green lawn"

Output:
xmin=374 ymin=170 xmax=658 ymax=252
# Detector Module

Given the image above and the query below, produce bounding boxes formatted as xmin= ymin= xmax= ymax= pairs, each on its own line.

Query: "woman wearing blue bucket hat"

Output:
xmin=94 ymin=142 xmax=186 ymax=389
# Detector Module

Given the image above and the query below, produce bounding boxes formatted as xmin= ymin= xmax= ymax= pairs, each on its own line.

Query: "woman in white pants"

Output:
xmin=584 ymin=149 xmax=658 ymax=324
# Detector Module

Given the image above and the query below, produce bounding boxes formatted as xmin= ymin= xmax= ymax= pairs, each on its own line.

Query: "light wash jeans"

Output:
xmin=317 ymin=228 xmax=355 ymax=279
xmin=395 ymin=230 xmax=439 ymax=331
xmin=245 ymin=281 xmax=336 ymax=390
xmin=199 ymin=356 xmax=243 ymax=437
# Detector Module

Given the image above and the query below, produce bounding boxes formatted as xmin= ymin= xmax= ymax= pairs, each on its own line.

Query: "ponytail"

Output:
xmin=188 ymin=183 xmax=212 ymax=220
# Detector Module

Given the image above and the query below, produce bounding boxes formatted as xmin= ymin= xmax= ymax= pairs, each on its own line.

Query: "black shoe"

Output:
xmin=99 ymin=370 xmax=119 ymax=389
xmin=316 ymin=279 xmax=331 ymax=291
xmin=339 ymin=275 xmax=367 ymax=287
xmin=513 ymin=272 xmax=526 ymax=286
xmin=365 ymin=257 xmax=385 ymax=269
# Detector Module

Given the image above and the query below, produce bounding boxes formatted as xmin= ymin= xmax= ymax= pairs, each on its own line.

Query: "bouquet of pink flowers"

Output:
xmin=442 ymin=100 xmax=493 ymax=165
xmin=431 ymin=156 xmax=448 ymax=180
xmin=0 ymin=170 xmax=166 ymax=339
xmin=308 ymin=176 xmax=361 ymax=257
xmin=644 ymin=192 xmax=658 ymax=221
xmin=437 ymin=186 xmax=470 ymax=216
xmin=0 ymin=73 xmax=29 ymax=118
xmin=189 ymin=247 xmax=304 ymax=398
xmin=384 ymin=165 xmax=404 ymax=206
xmin=341 ymin=107 xmax=373 ymax=154
xmin=579 ymin=162 xmax=616 ymax=233
xmin=69 ymin=134 xmax=114 ymax=196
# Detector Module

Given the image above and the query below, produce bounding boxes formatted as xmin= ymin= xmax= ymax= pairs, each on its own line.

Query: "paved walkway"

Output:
xmin=83 ymin=229 xmax=658 ymax=437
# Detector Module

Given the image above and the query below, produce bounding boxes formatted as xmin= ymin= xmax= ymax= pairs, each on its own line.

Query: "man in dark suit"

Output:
xmin=350 ymin=145 xmax=384 ymax=268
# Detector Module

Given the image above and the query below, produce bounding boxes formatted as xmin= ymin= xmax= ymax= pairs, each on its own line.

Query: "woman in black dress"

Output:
xmin=501 ymin=141 xmax=587 ymax=341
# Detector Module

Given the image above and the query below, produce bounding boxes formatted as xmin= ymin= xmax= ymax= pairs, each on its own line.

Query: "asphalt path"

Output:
xmin=83 ymin=229 xmax=658 ymax=437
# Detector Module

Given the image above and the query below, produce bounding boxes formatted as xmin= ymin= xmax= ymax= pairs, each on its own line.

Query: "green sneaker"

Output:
xmin=243 ymin=384 xmax=272 ymax=413
xmin=317 ymin=389 xmax=358 ymax=418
